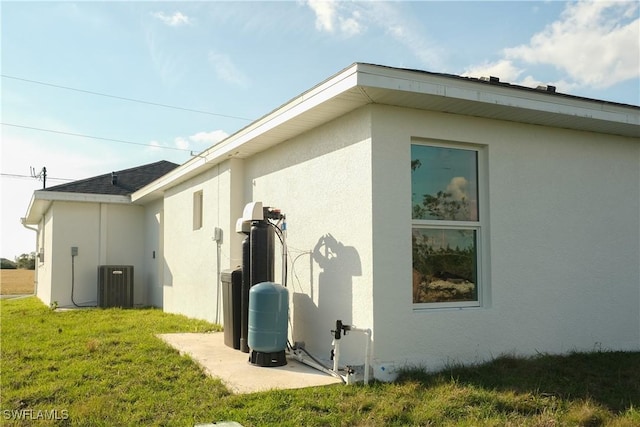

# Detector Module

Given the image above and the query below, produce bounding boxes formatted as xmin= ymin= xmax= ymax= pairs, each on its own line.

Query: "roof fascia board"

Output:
xmin=355 ymin=64 xmax=638 ymax=126
xmin=23 ymin=193 xmax=48 ymax=225
xmin=206 ymin=68 xmax=359 ymax=159
xmin=23 ymin=191 xmax=131 ymax=224
xmin=131 ymin=156 xmax=207 ymax=203
xmin=34 ymin=191 xmax=131 ymax=204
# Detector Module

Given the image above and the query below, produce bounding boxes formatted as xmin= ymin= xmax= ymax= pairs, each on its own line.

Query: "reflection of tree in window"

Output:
xmin=412 ymin=229 xmax=477 ymax=303
xmin=411 ymin=145 xmax=478 ymax=222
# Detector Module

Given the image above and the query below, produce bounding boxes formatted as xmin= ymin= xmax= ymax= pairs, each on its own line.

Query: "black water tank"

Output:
xmin=250 ymin=221 xmax=274 ymax=286
xmin=221 ymin=268 xmax=242 ymax=350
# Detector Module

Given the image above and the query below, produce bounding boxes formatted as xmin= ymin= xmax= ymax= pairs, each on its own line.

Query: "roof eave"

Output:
xmin=23 ymin=191 xmax=131 ymax=224
xmin=132 ymin=63 xmax=639 ymax=204
xmin=132 ymin=63 xmax=363 ymax=203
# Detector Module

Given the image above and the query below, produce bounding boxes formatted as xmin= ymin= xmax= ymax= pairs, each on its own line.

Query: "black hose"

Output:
xmin=70 ymin=255 xmax=96 ymax=308
xmin=293 ymin=345 xmax=346 ymax=383
xmin=268 ymin=221 xmax=288 ymax=288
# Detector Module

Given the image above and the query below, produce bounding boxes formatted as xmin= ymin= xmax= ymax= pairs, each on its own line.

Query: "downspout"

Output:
xmin=20 ymin=218 xmax=38 ymax=296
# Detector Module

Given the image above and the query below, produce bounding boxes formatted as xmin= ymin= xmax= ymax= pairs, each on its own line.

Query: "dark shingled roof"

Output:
xmin=44 ymin=160 xmax=179 ymax=196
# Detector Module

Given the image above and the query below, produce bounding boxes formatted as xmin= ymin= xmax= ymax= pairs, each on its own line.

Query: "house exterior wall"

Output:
xmin=162 ymin=159 xmax=244 ymax=323
xmin=35 ymin=209 xmax=54 ymax=304
xmin=370 ymin=104 xmax=640 ymax=378
xmin=243 ymin=107 xmax=374 ymax=364
xmin=144 ymin=199 xmax=164 ymax=308
xmin=36 ymin=201 xmax=145 ymax=308
xmin=103 ymin=203 xmax=145 ymax=304
xmin=49 ymin=202 xmax=101 ymax=307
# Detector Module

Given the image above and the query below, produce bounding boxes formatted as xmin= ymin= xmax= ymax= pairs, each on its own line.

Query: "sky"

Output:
xmin=1 ymin=0 xmax=639 ymax=260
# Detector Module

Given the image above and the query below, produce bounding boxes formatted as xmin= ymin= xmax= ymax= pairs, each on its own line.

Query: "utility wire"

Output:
xmin=0 ymin=173 xmax=73 ymax=182
xmin=1 ymin=74 xmax=253 ymax=121
xmin=1 ymin=122 xmax=192 ymax=152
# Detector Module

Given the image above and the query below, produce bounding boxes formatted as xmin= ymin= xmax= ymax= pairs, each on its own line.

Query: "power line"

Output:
xmin=1 ymin=122 xmax=192 ymax=152
xmin=0 ymin=173 xmax=73 ymax=182
xmin=1 ymin=74 xmax=253 ymax=121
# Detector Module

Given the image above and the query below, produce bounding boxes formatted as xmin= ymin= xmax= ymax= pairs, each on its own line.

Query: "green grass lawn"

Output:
xmin=1 ymin=296 xmax=639 ymax=426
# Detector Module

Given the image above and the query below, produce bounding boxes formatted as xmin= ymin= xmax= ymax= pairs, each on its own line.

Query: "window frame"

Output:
xmin=411 ymin=139 xmax=488 ymax=310
xmin=193 ymin=190 xmax=203 ymax=231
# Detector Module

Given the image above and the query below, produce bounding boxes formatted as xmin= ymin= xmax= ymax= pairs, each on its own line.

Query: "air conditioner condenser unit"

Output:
xmin=98 ymin=265 xmax=134 ymax=308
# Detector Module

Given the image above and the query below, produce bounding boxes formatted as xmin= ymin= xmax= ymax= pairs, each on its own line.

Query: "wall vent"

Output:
xmin=98 ymin=265 xmax=134 ymax=308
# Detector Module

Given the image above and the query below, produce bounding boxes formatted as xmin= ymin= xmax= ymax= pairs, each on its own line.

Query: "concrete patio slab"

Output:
xmin=157 ymin=332 xmax=343 ymax=394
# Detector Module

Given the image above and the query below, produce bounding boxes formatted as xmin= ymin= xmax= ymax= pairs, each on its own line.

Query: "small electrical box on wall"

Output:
xmin=71 ymin=246 xmax=78 ymax=256
xmin=214 ymin=227 xmax=223 ymax=243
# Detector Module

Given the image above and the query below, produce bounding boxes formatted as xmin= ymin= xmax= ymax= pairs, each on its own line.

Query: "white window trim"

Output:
xmin=411 ymin=139 xmax=489 ymax=310
xmin=193 ymin=190 xmax=203 ymax=231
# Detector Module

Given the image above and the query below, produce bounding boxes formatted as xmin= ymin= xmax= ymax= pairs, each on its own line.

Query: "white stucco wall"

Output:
xmin=35 ymin=209 xmax=54 ymax=304
xmin=243 ymin=107 xmax=374 ymax=364
xmin=103 ymin=203 xmax=145 ymax=303
xmin=143 ymin=199 xmax=164 ymax=308
xmin=370 ymin=104 xmax=640 ymax=378
xmin=156 ymin=100 xmax=638 ymax=380
xmin=38 ymin=201 xmax=145 ymax=308
xmin=48 ymin=202 xmax=100 ymax=307
xmin=162 ymin=159 xmax=244 ymax=323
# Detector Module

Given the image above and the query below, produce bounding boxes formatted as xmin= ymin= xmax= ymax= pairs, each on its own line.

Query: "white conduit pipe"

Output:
xmin=349 ymin=327 xmax=371 ymax=385
xmin=332 ymin=323 xmax=372 ymax=385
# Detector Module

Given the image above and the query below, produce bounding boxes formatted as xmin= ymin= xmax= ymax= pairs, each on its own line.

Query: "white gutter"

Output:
xmin=20 ymin=217 xmax=39 ymax=296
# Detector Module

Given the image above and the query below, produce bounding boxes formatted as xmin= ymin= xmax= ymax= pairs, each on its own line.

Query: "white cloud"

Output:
xmin=152 ymin=130 xmax=229 ymax=152
xmin=144 ymin=27 xmax=188 ymax=88
xmin=189 ymin=130 xmax=229 ymax=145
xmin=339 ymin=12 xmax=362 ymax=37
xmin=462 ymin=59 xmax=524 ymax=82
xmin=446 ymin=177 xmax=469 ymax=202
xmin=152 ymin=11 xmax=191 ymax=27
xmin=208 ymin=51 xmax=250 ymax=88
xmin=305 ymin=0 xmax=363 ymax=37
xmin=504 ymin=1 xmax=639 ymax=88
xmin=384 ymin=22 xmax=443 ymax=70
xmin=464 ymin=1 xmax=639 ymax=90
xmin=174 ymin=137 xmax=190 ymax=150
xmin=307 ymin=0 xmax=336 ymax=32
xmin=304 ymin=1 xmax=443 ymax=67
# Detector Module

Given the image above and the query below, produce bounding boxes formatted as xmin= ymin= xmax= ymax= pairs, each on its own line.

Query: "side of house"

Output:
xmin=24 ymin=161 xmax=179 ymax=309
xmin=32 ymin=196 xmax=145 ymax=307
xmin=159 ymin=159 xmax=245 ymax=322
xmin=370 ymin=103 xmax=640 ymax=375
xmin=132 ymin=64 xmax=638 ymax=379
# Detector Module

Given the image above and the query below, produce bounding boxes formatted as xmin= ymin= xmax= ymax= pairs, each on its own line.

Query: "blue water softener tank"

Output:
xmin=248 ymin=281 xmax=288 ymax=367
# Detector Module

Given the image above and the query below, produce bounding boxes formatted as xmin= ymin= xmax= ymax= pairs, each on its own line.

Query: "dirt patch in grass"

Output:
xmin=0 ymin=269 xmax=35 ymax=295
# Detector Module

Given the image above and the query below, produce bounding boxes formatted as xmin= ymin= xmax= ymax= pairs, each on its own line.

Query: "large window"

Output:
xmin=411 ymin=142 xmax=485 ymax=308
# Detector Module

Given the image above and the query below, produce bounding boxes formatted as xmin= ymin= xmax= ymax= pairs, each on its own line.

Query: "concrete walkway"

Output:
xmin=158 ymin=333 xmax=342 ymax=394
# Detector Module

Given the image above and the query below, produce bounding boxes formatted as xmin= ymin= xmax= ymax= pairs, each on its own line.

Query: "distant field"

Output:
xmin=0 ymin=269 xmax=35 ymax=295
